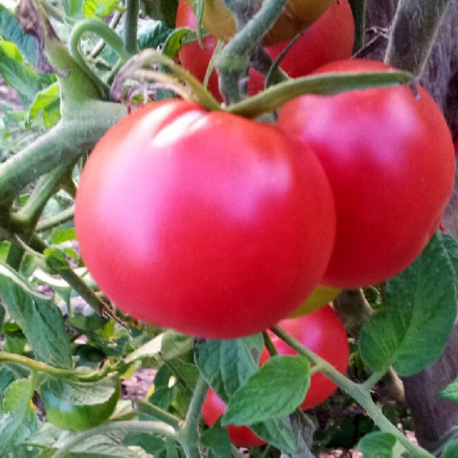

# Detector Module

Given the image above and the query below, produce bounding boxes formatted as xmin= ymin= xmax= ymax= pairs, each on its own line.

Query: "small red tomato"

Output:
xmin=202 ymin=389 xmax=266 ymax=447
xmin=261 ymin=305 xmax=349 ymax=409
xmin=278 ymin=59 xmax=455 ymax=288
xmin=75 ymin=100 xmax=336 ymax=338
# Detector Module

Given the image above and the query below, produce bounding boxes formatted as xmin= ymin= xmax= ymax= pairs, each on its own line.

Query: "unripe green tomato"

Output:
xmin=287 ymin=285 xmax=340 ymax=318
xmin=40 ymin=376 xmax=119 ymax=431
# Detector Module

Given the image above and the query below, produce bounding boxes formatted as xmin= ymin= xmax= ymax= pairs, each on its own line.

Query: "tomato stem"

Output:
xmin=271 ymin=325 xmax=435 ymax=458
xmin=123 ymin=0 xmax=140 ymax=56
xmin=226 ymin=70 xmax=413 ymax=118
xmin=136 ymin=399 xmax=182 ymax=430
xmin=36 ymin=206 xmax=75 ymax=233
xmin=348 ymin=0 xmax=366 ymax=53
xmin=178 ymin=376 xmax=209 ymax=458
xmin=217 ymin=0 xmax=289 ymax=104
xmin=69 ymin=18 xmax=131 ymax=100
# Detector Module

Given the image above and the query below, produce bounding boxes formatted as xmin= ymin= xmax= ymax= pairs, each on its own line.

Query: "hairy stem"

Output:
xmin=123 ymin=0 xmax=140 ymax=56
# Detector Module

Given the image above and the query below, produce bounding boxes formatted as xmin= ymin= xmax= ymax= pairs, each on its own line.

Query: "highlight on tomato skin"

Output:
xmin=278 ymin=58 xmax=456 ymax=289
xmin=75 ymin=99 xmax=337 ymax=339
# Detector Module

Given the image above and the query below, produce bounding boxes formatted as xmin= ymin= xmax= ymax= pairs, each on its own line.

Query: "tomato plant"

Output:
xmin=75 ymin=100 xmax=336 ymax=339
xmin=287 ymin=285 xmax=340 ymax=318
xmin=202 ymin=389 xmax=266 ymax=447
xmin=185 ymin=0 xmax=335 ymax=45
xmin=278 ymin=59 xmax=456 ymax=288
xmin=262 ymin=306 xmax=349 ymax=409
xmin=39 ymin=377 xmax=119 ymax=431
xmin=177 ymin=0 xmax=354 ymax=100
xmin=202 ymin=306 xmax=349 ymax=443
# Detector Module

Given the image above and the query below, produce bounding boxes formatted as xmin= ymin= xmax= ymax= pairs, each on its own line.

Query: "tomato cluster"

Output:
xmin=176 ymin=0 xmax=355 ymax=101
xmin=202 ymin=306 xmax=349 ymax=446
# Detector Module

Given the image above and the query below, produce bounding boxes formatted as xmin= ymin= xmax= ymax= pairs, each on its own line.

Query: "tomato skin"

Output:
xmin=75 ymin=100 xmax=336 ymax=339
xmin=278 ymin=59 xmax=456 ymax=288
xmin=202 ymin=389 xmax=266 ymax=447
xmin=287 ymin=285 xmax=340 ymax=318
xmin=176 ymin=0 xmax=354 ymax=100
xmin=186 ymin=0 xmax=335 ymax=46
xmin=262 ymin=306 xmax=349 ymax=409
xmin=40 ymin=378 xmax=119 ymax=431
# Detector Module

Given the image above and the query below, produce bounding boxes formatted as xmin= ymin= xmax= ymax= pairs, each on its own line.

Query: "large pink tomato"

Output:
xmin=278 ymin=59 xmax=455 ymax=288
xmin=75 ymin=100 xmax=336 ymax=338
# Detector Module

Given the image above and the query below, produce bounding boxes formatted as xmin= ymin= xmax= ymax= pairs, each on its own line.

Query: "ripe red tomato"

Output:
xmin=185 ymin=0 xmax=335 ymax=46
xmin=75 ymin=100 xmax=336 ymax=338
xmin=176 ymin=0 xmax=354 ymax=101
xmin=202 ymin=306 xmax=349 ymax=442
xmin=261 ymin=305 xmax=349 ymax=409
xmin=278 ymin=59 xmax=456 ymax=288
xmin=202 ymin=389 xmax=266 ymax=447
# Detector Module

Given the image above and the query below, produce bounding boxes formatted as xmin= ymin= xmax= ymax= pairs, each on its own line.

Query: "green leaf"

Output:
xmin=0 ymin=39 xmax=40 ymax=106
xmin=40 ymin=375 xmax=117 ymax=406
xmin=44 ymin=248 xmax=71 ymax=272
xmin=0 ymin=378 xmax=40 ymax=455
xmin=62 ymin=0 xmax=85 ymax=18
xmin=440 ymin=379 xmax=458 ymax=402
xmin=358 ymin=432 xmax=406 ymax=458
xmin=194 ymin=336 xmax=263 ymax=402
xmin=123 ymin=432 xmax=166 ymax=455
xmin=161 ymin=330 xmax=193 ymax=360
xmin=161 ymin=27 xmax=190 ymax=59
xmin=64 ymin=434 xmax=141 ymax=457
xmin=141 ymin=0 xmax=178 ymax=27
xmin=83 ymin=0 xmax=118 ymax=18
xmin=443 ymin=440 xmax=458 ymax=458
xmin=223 ymin=356 xmax=310 ymax=425
xmin=26 ymin=82 xmax=61 ymax=129
xmin=138 ymin=18 xmax=174 ymax=51
xmin=200 ymin=418 xmax=231 ymax=458
xmin=195 ymin=337 xmax=298 ymax=453
xmin=0 ymin=5 xmax=38 ymax=66
xmin=359 ymin=232 xmax=458 ymax=376
xmin=0 ymin=262 xmax=72 ymax=369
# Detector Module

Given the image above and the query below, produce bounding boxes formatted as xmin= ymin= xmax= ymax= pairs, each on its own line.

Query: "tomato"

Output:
xmin=40 ymin=376 xmax=119 ymax=431
xmin=185 ymin=0 xmax=335 ymax=46
xmin=278 ymin=59 xmax=456 ymax=288
xmin=202 ymin=389 xmax=266 ymax=447
xmin=287 ymin=285 xmax=340 ymax=318
xmin=248 ymin=0 xmax=354 ymax=95
xmin=454 ymin=136 xmax=458 ymax=156
xmin=176 ymin=1 xmax=223 ymax=103
xmin=176 ymin=0 xmax=354 ymax=100
xmin=75 ymin=100 xmax=336 ymax=339
xmin=202 ymin=306 xmax=349 ymax=441
xmin=262 ymin=305 xmax=349 ymax=409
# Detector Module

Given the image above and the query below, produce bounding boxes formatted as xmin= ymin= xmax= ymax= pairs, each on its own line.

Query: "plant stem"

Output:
xmin=6 ymin=241 xmax=25 ymax=270
xmin=0 ymin=101 xmax=126 ymax=207
xmin=217 ymin=0 xmax=289 ymax=103
xmin=91 ymin=10 xmax=123 ymax=59
xmin=123 ymin=0 xmax=140 ymax=56
xmin=271 ymin=325 xmax=435 ymax=458
xmin=50 ymin=421 xmax=178 ymax=458
xmin=36 ymin=206 xmax=75 ymax=232
xmin=178 ymin=376 xmax=208 ymax=458
xmin=136 ymin=399 xmax=182 ymax=429
xmin=384 ymin=0 xmax=452 ymax=76
xmin=69 ymin=18 xmax=130 ymax=99
xmin=12 ymin=163 xmax=75 ymax=231
xmin=227 ymin=70 xmax=412 ymax=118
xmin=348 ymin=0 xmax=366 ymax=53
